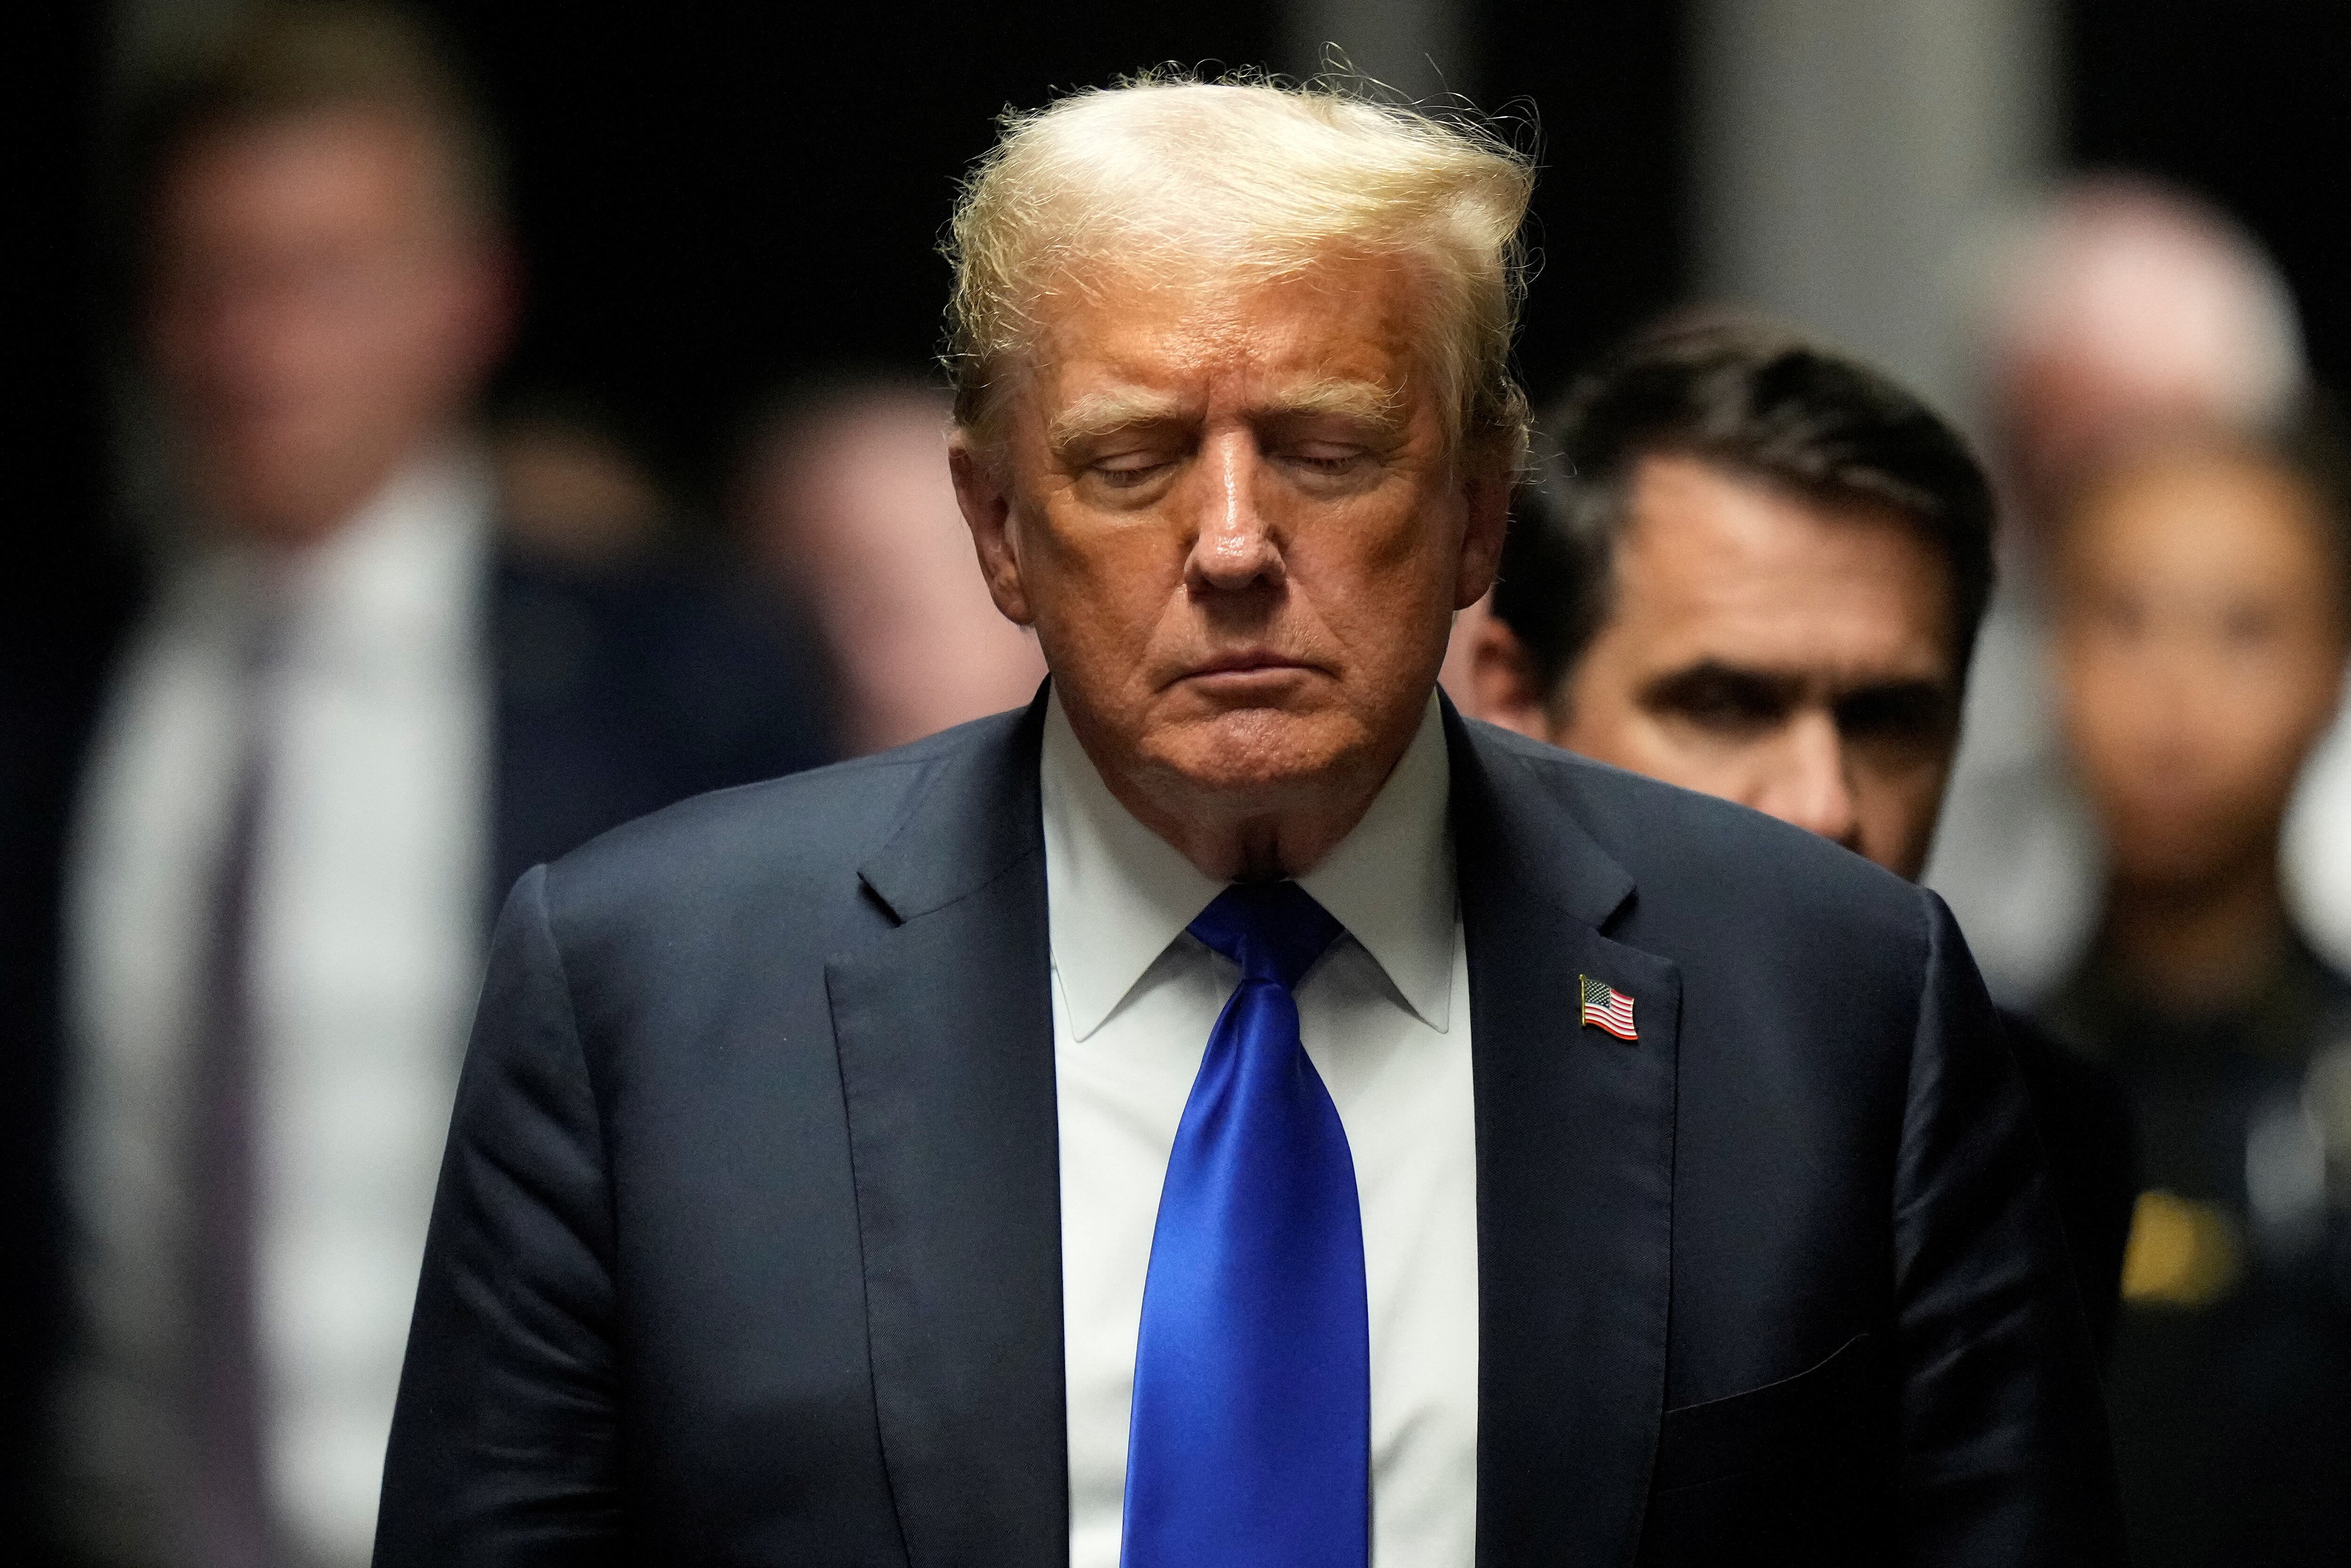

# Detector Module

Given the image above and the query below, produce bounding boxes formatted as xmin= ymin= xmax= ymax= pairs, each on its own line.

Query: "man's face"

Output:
xmin=2054 ymin=450 xmax=2347 ymax=896
xmin=1502 ymin=455 xmax=1962 ymax=880
xmin=148 ymin=109 xmax=507 ymax=544
xmin=951 ymin=252 xmax=1507 ymax=874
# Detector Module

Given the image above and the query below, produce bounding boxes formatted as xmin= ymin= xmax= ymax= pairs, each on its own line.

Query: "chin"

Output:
xmin=1147 ymin=705 xmax=1367 ymax=800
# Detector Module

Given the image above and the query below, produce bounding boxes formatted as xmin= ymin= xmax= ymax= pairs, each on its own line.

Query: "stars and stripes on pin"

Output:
xmin=1579 ymin=975 xmax=1637 ymax=1040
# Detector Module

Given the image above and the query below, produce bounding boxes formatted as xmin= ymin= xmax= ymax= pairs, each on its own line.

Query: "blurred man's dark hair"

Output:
xmin=125 ymin=0 xmax=502 ymax=240
xmin=1492 ymin=319 xmax=1998 ymax=703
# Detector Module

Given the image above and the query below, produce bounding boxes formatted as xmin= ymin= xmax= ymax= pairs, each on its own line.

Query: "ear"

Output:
xmin=950 ymin=433 xmax=1035 ymax=627
xmin=1465 ymin=612 xmax=1556 ymax=741
xmin=1452 ymin=465 xmax=1511 ymax=611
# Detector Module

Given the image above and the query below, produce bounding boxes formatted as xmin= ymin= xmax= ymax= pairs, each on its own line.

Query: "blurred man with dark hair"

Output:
xmin=2043 ymin=423 xmax=2351 ymax=1568
xmin=1473 ymin=322 xmax=2136 ymax=1350
xmin=9 ymin=5 xmax=829 ymax=1564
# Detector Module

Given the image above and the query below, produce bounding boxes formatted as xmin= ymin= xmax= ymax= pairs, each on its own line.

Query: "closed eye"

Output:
xmin=1284 ymin=445 xmax=1369 ymax=474
xmin=1092 ymin=452 xmax=1176 ymax=489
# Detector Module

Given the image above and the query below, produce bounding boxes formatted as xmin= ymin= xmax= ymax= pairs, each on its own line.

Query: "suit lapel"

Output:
xmin=1450 ymin=709 xmax=1680 ymax=1567
xmin=828 ymin=693 xmax=1067 ymax=1568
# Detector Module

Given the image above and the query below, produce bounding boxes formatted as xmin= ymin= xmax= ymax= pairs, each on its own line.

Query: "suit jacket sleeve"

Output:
xmin=1893 ymin=891 xmax=2125 ymax=1564
xmin=376 ymin=865 xmax=625 ymax=1566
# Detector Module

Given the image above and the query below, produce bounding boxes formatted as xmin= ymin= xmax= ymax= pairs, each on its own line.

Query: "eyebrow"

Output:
xmin=1268 ymin=377 xmax=1408 ymax=432
xmin=1044 ymin=377 xmax=1408 ymax=453
xmin=1047 ymin=390 xmax=1189 ymax=451
xmin=1639 ymin=661 xmax=1802 ymax=713
xmin=1638 ymin=659 xmax=1955 ymax=718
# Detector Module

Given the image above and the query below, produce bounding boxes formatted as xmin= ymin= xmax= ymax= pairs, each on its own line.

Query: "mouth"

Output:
xmin=1176 ymin=651 xmax=1322 ymax=686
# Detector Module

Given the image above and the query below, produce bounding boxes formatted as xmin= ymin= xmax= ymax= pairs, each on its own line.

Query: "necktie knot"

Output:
xmin=1187 ymin=880 xmax=1344 ymax=992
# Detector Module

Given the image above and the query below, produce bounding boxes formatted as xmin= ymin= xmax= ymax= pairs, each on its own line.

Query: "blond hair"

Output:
xmin=944 ymin=72 xmax=1536 ymax=468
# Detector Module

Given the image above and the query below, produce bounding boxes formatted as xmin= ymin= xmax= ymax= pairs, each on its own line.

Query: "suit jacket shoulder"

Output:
xmin=1468 ymin=717 xmax=1930 ymax=959
xmin=530 ymin=703 xmax=1033 ymax=951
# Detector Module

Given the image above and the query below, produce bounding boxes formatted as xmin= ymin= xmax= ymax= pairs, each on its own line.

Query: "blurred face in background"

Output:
xmin=1504 ymin=455 xmax=1962 ymax=879
xmin=2053 ymin=448 xmax=2348 ymax=898
xmin=1983 ymin=184 xmax=2303 ymax=533
xmin=147 ymin=107 xmax=508 ymax=545
xmin=739 ymin=387 xmax=1048 ymax=755
xmin=952 ymin=252 xmax=1508 ymax=876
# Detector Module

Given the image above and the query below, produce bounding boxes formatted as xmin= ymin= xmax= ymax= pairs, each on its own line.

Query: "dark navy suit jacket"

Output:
xmin=378 ymin=691 xmax=2125 ymax=1566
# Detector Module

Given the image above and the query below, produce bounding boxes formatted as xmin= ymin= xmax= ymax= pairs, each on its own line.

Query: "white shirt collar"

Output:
xmin=284 ymin=448 xmax=492 ymax=667
xmin=1041 ymin=689 xmax=1456 ymax=1041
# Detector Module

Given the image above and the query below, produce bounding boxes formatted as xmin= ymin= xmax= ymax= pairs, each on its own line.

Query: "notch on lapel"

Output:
xmin=1448 ymin=706 xmax=1681 ymax=1567
xmin=827 ymin=692 xmax=1068 ymax=1568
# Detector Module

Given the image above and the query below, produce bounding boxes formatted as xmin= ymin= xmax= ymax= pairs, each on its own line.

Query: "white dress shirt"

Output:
xmin=61 ymin=454 xmax=492 ymax=1567
xmin=1044 ymin=691 xmax=1479 ymax=1568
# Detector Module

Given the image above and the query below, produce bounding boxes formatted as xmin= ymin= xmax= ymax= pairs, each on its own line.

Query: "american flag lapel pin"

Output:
xmin=1579 ymin=974 xmax=1638 ymax=1040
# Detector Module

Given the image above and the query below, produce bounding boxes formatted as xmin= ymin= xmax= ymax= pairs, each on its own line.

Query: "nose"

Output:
xmin=1755 ymin=711 xmax=1862 ymax=853
xmin=1183 ymin=429 xmax=1285 ymax=595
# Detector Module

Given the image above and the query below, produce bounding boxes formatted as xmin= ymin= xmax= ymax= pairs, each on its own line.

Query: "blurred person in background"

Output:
xmin=733 ymin=378 xmax=1045 ymax=754
xmin=12 ymin=5 xmax=832 ymax=1565
xmin=2042 ymin=424 xmax=2351 ymax=1567
xmin=486 ymin=394 xmax=671 ymax=572
xmin=1925 ymin=177 xmax=2327 ymax=1001
xmin=1470 ymin=322 xmax=2137 ymax=1352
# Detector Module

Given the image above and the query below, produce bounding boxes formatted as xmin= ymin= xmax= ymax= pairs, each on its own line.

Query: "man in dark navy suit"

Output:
xmin=0 ymin=9 xmax=829 ymax=1565
xmin=380 ymin=77 xmax=2124 ymax=1567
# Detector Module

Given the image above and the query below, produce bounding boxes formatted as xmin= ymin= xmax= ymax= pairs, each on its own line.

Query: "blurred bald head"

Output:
xmin=1981 ymin=175 xmax=2304 ymax=521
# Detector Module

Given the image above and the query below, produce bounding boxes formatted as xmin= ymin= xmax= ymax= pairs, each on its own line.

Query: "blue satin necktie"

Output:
xmin=1121 ymin=880 xmax=1370 ymax=1568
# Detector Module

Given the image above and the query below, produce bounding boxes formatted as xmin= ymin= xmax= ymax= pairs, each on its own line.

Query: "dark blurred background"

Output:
xmin=28 ymin=1 xmax=2351 ymax=521
xmin=2070 ymin=0 xmax=2351 ymax=390
xmin=331 ymin=0 xmax=1687 ymax=508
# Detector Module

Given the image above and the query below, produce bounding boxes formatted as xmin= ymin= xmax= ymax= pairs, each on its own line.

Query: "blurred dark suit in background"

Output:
xmin=2 ymin=7 xmax=830 ymax=1565
xmin=1469 ymin=320 xmax=2139 ymax=1354
xmin=2041 ymin=425 xmax=2351 ymax=1568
